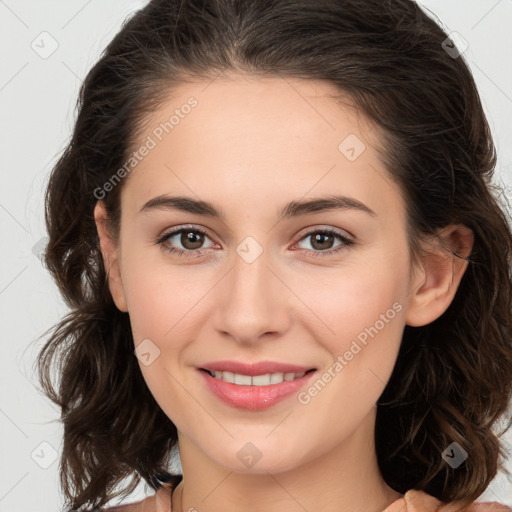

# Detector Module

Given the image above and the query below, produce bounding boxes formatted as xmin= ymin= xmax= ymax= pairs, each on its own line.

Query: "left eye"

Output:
xmin=294 ymin=228 xmax=354 ymax=256
xmin=155 ymin=226 xmax=354 ymax=258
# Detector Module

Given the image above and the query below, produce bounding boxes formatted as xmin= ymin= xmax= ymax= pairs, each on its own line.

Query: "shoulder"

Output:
xmin=384 ymin=489 xmax=511 ymax=512
xmin=101 ymin=485 xmax=173 ymax=512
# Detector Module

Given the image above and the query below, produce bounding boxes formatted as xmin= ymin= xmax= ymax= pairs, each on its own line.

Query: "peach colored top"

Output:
xmin=102 ymin=486 xmax=511 ymax=511
xmin=384 ymin=489 xmax=510 ymax=512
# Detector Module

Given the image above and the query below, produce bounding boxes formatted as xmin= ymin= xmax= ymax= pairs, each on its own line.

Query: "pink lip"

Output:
xmin=197 ymin=367 xmax=317 ymax=411
xmin=198 ymin=360 xmax=316 ymax=375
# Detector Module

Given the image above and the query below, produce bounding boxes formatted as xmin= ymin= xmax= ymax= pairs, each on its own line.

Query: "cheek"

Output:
xmin=119 ymin=241 xmax=204 ymax=342
xmin=299 ymin=257 xmax=407 ymax=342
xmin=296 ymin=253 xmax=409 ymax=408
xmin=120 ymin=257 xmax=196 ymax=416
xmin=122 ymin=270 xmax=165 ymax=344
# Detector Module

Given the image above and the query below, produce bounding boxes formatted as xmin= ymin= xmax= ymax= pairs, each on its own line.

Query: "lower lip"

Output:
xmin=198 ymin=369 xmax=317 ymax=411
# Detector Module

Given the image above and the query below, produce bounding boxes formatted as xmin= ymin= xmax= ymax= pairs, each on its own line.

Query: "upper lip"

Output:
xmin=199 ymin=360 xmax=317 ymax=376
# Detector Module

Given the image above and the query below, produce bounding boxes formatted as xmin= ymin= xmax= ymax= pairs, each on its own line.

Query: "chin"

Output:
xmin=203 ymin=441 xmax=307 ymax=475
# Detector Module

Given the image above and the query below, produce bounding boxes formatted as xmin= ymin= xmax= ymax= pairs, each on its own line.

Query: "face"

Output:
xmin=97 ymin=74 xmax=420 ymax=474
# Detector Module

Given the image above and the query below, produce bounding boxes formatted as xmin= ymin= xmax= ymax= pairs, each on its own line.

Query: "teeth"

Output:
xmin=210 ymin=370 xmax=307 ymax=386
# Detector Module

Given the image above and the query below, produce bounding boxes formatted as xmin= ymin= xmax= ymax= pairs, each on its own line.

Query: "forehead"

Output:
xmin=121 ymin=74 xmax=401 ymax=220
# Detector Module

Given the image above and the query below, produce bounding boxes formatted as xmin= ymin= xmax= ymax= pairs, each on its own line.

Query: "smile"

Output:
xmin=198 ymin=368 xmax=318 ymax=411
xmin=202 ymin=369 xmax=313 ymax=386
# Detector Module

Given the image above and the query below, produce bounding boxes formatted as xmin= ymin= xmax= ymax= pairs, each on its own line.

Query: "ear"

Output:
xmin=94 ymin=200 xmax=128 ymax=312
xmin=405 ymin=224 xmax=474 ymax=327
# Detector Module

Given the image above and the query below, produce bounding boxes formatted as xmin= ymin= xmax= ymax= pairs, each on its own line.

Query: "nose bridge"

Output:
xmin=214 ymin=240 xmax=288 ymax=343
xmin=232 ymin=243 xmax=269 ymax=302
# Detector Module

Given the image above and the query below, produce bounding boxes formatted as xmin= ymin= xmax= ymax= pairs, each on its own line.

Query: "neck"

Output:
xmin=171 ymin=407 xmax=403 ymax=512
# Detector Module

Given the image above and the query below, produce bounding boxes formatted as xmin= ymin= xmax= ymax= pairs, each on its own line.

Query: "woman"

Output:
xmin=37 ymin=0 xmax=512 ymax=510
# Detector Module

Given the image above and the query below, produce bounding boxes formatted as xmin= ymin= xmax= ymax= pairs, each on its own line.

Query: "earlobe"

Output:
xmin=93 ymin=201 xmax=128 ymax=313
xmin=405 ymin=224 xmax=474 ymax=327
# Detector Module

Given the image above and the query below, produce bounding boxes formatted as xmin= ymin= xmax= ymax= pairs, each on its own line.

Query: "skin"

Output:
xmin=94 ymin=74 xmax=474 ymax=512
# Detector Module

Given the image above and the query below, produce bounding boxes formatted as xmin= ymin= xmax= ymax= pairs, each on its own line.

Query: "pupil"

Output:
xmin=313 ymin=233 xmax=332 ymax=250
xmin=183 ymin=231 xmax=203 ymax=249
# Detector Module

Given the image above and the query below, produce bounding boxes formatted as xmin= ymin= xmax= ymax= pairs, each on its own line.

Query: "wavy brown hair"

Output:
xmin=35 ymin=0 xmax=512 ymax=510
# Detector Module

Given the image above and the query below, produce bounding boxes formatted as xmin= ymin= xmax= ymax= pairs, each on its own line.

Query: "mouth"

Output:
xmin=199 ymin=367 xmax=317 ymax=386
xmin=198 ymin=366 xmax=318 ymax=410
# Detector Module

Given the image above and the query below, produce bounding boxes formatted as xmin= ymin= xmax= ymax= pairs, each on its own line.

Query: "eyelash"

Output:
xmin=155 ymin=225 xmax=354 ymax=259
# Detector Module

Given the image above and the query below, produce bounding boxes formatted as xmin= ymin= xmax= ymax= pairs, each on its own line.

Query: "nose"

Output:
xmin=213 ymin=248 xmax=292 ymax=346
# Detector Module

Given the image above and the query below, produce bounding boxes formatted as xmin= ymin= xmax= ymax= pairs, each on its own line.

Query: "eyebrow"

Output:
xmin=138 ymin=194 xmax=376 ymax=220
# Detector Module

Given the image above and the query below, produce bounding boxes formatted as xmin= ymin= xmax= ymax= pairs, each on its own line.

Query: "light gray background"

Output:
xmin=1 ymin=1 xmax=511 ymax=511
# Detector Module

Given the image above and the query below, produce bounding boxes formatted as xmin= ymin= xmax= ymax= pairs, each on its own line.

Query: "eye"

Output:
xmin=155 ymin=225 xmax=217 ymax=258
xmin=293 ymin=228 xmax=354 ymax=258
xmin=155 ymin=225 xmax=354 ymax=258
